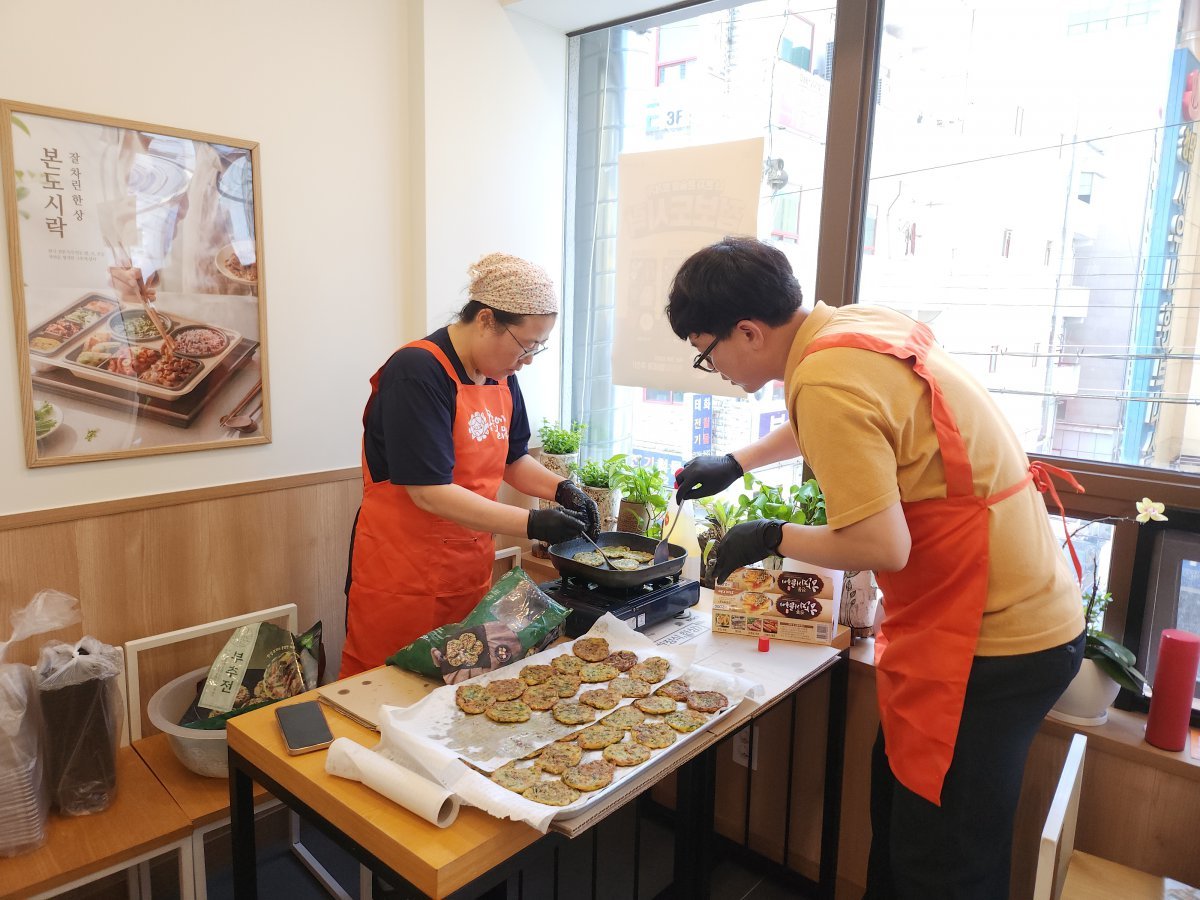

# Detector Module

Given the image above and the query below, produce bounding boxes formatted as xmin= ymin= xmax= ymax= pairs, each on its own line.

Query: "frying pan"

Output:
xmin=547 ymin=530 xmax=686 ymax=589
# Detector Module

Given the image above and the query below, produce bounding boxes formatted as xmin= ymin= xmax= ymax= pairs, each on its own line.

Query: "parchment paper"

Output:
xmin=376 ymin=614 xmax=762 ymax=832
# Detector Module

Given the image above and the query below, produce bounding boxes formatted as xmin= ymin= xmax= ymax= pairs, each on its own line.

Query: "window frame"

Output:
xmin=654 ymin=26 xmax=697 ymax=86
xmin=567 ymin=0 xmax=1200 ymax=673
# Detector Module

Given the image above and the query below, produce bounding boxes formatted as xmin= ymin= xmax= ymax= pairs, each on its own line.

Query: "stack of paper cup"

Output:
xmin=0 ymin=666 xmax=50 ymax=857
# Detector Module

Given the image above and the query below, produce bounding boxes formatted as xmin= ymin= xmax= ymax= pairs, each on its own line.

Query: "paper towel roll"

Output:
xmin=326 ymin=737 xmax=460 ymax=827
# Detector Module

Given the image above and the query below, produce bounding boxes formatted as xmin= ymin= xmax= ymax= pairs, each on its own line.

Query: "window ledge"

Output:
xmin=848 ymin=638 xmax=1200 ymax=782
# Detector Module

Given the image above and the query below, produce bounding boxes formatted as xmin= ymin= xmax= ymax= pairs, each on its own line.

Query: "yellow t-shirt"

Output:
xmin=784 ymin=302 xmax=1084 ymax=656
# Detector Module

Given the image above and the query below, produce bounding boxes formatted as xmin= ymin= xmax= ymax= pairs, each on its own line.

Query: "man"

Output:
xmin=668 ymin=236 xmax=1084 ymax=898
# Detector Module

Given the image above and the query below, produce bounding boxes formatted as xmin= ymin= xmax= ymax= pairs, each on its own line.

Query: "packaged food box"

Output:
xmin=712 ymin=563 xmax=843 ymax=645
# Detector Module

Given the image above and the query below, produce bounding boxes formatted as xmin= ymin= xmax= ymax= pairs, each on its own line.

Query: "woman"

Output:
xmin=341 ymin=253 xmax=598 ymax=678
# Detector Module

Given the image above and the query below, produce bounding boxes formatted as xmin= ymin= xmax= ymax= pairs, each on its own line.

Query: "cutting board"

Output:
xmin=317 ymin=666 xmax=441 ymax=731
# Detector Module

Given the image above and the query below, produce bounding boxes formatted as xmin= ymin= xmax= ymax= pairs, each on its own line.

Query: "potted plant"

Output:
xmin=570 ymin=454 xmax=628 ymax=532
xmin=696 ymin=497 xmax=743 ymax=588
xmin=612 ymin=463 xmax=669 ymax=534
xmin=696 ymin=474 xmax=827 ymax=587
xmin=531 ymin=420 xmax=586 ymax=557
xmin=536 ymin=419 xmax=586 ymax=479
xmin=1049 ymin=499 xmax=1161 ymax=725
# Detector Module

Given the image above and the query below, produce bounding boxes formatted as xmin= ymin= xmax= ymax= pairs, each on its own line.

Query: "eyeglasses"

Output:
xmin=693 ymin=335 xmax=721 ymax=373
xmin=504 ymin=325 xmax=549 ymax=360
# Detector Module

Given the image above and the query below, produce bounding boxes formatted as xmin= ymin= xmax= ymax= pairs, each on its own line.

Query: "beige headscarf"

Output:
xmin=467 ymin=252 xmax=558 ymax=316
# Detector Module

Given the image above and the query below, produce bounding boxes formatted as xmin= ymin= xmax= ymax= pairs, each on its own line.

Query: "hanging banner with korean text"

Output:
xmin=612 ymin=137 xmax=763 ymax=398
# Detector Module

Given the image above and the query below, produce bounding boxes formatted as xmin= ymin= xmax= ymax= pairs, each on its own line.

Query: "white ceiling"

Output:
xmin=500 ymin=0 xmax=727 ymax=35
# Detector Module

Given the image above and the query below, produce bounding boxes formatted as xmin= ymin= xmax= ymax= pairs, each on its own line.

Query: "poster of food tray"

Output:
xmin=0 ymin=99 xmax=270 ymax=466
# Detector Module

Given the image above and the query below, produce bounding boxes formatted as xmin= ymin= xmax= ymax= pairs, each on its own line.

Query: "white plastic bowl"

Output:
xmin=147 ymin=666 xmax=229 ymax=778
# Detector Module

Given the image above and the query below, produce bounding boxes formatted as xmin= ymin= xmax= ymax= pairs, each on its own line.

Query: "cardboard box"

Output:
xmin=712 ymin=563 xmax=843 ymax=645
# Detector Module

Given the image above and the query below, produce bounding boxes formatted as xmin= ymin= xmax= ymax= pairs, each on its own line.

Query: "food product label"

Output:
xmin=711 ymin=564 xmax=842 ymax=645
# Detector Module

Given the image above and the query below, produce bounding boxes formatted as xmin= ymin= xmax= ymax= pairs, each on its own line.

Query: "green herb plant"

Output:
xmin=612 ymin=463 xmax=670 ymax=535
xmin=537 ymin=419 xmax=586 ymax=455
xmin=571 ymin=454 xmax=628 ymax=489
xmin=696 ymin=473 xmax=826 ymax=578
xmin=735 ymin=473 xmax=827 ymax=527
xmin=612 ymin=463 xmax=670 ymax=509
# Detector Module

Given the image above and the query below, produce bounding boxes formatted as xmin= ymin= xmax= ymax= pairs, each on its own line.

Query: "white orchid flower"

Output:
xmin=1135 ymin=498 xmax=1167 ymax=523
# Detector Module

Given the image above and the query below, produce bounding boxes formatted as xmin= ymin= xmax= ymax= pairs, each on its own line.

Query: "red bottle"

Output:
xmin=1144 ymin=629 xmax=1200 ymax=752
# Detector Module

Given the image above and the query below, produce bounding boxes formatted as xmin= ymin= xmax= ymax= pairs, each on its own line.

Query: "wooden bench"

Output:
xmin=0 ymin=649 xmax=194 ymax=899
xmin=126 ymin=604 xmax=353 ymax=900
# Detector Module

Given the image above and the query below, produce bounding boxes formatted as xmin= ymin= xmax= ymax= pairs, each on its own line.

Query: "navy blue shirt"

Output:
xmin=363 ymin=327 xmax=531 ymax=485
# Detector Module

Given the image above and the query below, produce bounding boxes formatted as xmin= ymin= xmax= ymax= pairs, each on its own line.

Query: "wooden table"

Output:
xmin=227 ymin=599 xmax=849 ymax=899
xmin=0 ymin=746 xmax=193 ymax=900
xmin=134 ymin=732 xmax=269 ymax=827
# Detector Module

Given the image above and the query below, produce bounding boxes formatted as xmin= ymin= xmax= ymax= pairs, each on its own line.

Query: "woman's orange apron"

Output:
xmin=340 ymin=339 xmax=512 ymax=678
xmin=799 ymin=323 xmax=1081 ymax=805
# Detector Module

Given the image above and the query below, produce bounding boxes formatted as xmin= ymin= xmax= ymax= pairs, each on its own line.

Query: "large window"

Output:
xmin=566 ymin=2 xmax=835 ymax=493
xmin=862 ymin=0 xmax=1200 ymax=474
xmin=565 ymin=0 xmax=1200 ymax=692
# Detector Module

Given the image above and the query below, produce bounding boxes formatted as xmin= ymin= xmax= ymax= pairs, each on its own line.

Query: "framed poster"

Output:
xmin=1 ymin=99 xmax=270 ymax=466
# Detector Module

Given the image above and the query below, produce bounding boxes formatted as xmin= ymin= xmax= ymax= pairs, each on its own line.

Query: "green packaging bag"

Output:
xmin=387 ymin=567 xmax=570 ymax=683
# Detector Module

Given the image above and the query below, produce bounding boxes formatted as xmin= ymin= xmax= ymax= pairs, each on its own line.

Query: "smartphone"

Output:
xmin=275 ymin=700 xmax=334 ymax=755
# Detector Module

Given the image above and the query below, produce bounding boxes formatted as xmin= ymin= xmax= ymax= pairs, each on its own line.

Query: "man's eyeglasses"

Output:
xmin=693 ymin=335 xmax=721 ymax=373
xmin=505 ymin=326 xmax=549 ymax=360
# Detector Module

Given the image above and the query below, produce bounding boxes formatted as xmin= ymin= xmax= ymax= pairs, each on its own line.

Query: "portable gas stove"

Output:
xmin=540 ymin=574 xmax=701 ymax=638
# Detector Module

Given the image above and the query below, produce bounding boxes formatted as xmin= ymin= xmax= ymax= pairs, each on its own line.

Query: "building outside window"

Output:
xmin=564 ymin=0 xmax=1200 ymax=698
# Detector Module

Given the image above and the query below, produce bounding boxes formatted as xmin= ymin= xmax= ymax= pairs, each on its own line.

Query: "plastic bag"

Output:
xmin=179 ymin=621 xmax=324 ymax=730
xmin=36 ymin=636 xmax=124 ymax=815
xmin=0 ymin=589 xmax=82 ymax=853
xmin=387 ymin=568 xmax=570 ymax=683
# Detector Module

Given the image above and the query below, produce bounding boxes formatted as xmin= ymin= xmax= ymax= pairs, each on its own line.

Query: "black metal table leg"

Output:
xmin=673 ymin=744 xmax=717 ymax=898
xmin=229 ymin=750 xmax=258 ymax=900
xmin=818 ymin=651 xmax=849 ymax=899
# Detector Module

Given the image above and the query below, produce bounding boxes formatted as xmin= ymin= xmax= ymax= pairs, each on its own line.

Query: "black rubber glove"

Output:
xmin=555 ymin=480 xmax=601 ymax=539
xmin=527 ymin=506 xmax=588 ymax=544
xmin=712 ymin=519 xmax=786 ymax=585
xmin=674 ymin=453 xmax=744 ymax=504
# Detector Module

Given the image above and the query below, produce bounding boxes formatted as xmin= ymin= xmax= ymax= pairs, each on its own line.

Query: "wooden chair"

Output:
xmin=1034 ymin=733 xmax=1200 ymax=900
xmin=0 ymin=647 xmax=195 ymax=900
xmin=126 ymin=604 xmax=354 ymax=900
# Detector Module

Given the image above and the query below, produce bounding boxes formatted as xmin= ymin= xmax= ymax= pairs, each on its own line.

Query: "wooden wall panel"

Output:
xmin=835 ymin=659 xmax=880 ymax=897
xmin=0 ymin=470 xmax=362 ymax=735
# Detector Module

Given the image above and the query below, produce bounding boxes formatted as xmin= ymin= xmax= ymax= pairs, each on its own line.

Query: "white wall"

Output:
xmin=0 ymin=0 xmax=570 ymax=516
xmin=418 ymin=0 xmax=567 ymax=428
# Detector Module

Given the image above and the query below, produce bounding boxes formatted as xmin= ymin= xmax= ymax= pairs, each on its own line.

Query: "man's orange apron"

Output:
xmin=340 ymin=339 xmax=512 ymax=678
xmin=800 ymin=323 xmax=1081 ymax=805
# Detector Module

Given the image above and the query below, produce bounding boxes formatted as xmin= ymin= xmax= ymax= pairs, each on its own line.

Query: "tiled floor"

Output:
xmin=70 ymin=807 xmax=812 ymax=899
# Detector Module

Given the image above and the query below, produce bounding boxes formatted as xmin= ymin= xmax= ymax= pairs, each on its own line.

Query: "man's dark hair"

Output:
xmin=665 ymin=236 xmax=803 ymax=339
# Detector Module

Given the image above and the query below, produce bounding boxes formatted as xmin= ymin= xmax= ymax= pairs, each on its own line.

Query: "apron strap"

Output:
xmin=1029 ymin=461 xmax=1086 ymax=584
xmin=405 ymin=339 xmax=467 ymax=385
xmin=800 ymin=322 xmax=975 ymax=497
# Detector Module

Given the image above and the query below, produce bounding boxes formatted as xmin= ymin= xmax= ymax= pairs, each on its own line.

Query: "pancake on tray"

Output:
xmin=604 ymin=650 xmax=639 ymax=672
xmin=634 ymin=695 xmax=677 ymax=716
xmin=665 ymin=709 xmax=708 ymax=733
xmin=491 ymin=763 xmax=540 ymax=793
xmin=579 ymin=687 xmax=622 ymax=710
xmin=603 ymin=741 xmax=652 ymax=767
xmin=455 ymin=684 xmax=494 ymax=715
xmin=551 ymin=700 xmax=596 ymax=726
xmin=562 ymin=760 xmax=615 ymax=792
xmin=523 ymin=780 xmax=581 ymax=807
xmin=655 ymin=679 xmax=692 ymax=702
xmin=485 ymin=700 xmax=532 ymax=723
xmin=535 ymin=742 xmax=583 ymax=775
xmin=632 ymin=720 xmax=677 ymax=749
xmin=687 ymin=690 xmax=730 ymax=714
xmin=572 ymin=637 xmax=611 ymax=662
